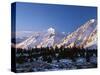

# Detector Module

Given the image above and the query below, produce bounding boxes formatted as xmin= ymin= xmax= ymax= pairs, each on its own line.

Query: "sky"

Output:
xmin=14 ymin=2 xmax=97 ymax=33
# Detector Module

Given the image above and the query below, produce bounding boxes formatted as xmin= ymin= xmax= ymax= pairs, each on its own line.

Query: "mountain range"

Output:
xmin=12 ymin=19 xmax=97 ymax=49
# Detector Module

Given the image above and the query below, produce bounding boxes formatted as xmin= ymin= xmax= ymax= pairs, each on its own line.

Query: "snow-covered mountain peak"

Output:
xmin=57 ymin=19 xmax=97 ymax=49
xmin=90 ymin=19 xmax=95 ymax=23
xmin=47 ymin=27 xmax=55 ymax=34
xmin=13 ymin=19 xmax=97 ymax=49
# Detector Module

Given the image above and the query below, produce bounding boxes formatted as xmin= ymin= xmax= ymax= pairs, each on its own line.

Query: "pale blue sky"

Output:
xmin=14 ymin=2 xmax=97 ymax=33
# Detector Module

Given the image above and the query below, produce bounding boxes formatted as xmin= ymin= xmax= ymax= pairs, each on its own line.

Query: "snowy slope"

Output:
xmin=14 ymin=19 xmax=97 ymax=49
xmin=58 ymin=19 xmax=97 ymax=49
xmin=84 ymin=27 xmax=97 ymax=49
xmin=16 ymin=27 xmax=66 ymax=49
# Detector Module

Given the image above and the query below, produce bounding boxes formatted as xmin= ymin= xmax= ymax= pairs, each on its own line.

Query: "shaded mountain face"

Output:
xmin=12 ymin=19 xmax=97 ymax=49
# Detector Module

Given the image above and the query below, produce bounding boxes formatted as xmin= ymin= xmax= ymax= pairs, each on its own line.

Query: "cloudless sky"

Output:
xmin=15 ymin=2 xmax=97 ymax=33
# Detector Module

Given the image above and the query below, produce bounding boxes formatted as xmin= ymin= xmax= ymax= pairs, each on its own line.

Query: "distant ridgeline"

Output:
xmin=12 ymin=19 xmax=97 ymax=50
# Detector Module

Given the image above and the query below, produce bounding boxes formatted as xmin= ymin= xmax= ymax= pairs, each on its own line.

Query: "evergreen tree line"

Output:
xmin=12 ymin=46 xmax=97 ymax=64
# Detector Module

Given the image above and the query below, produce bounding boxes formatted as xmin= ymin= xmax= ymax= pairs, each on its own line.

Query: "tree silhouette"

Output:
xmin=13 ymin=44 xmax=97 ymax=66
